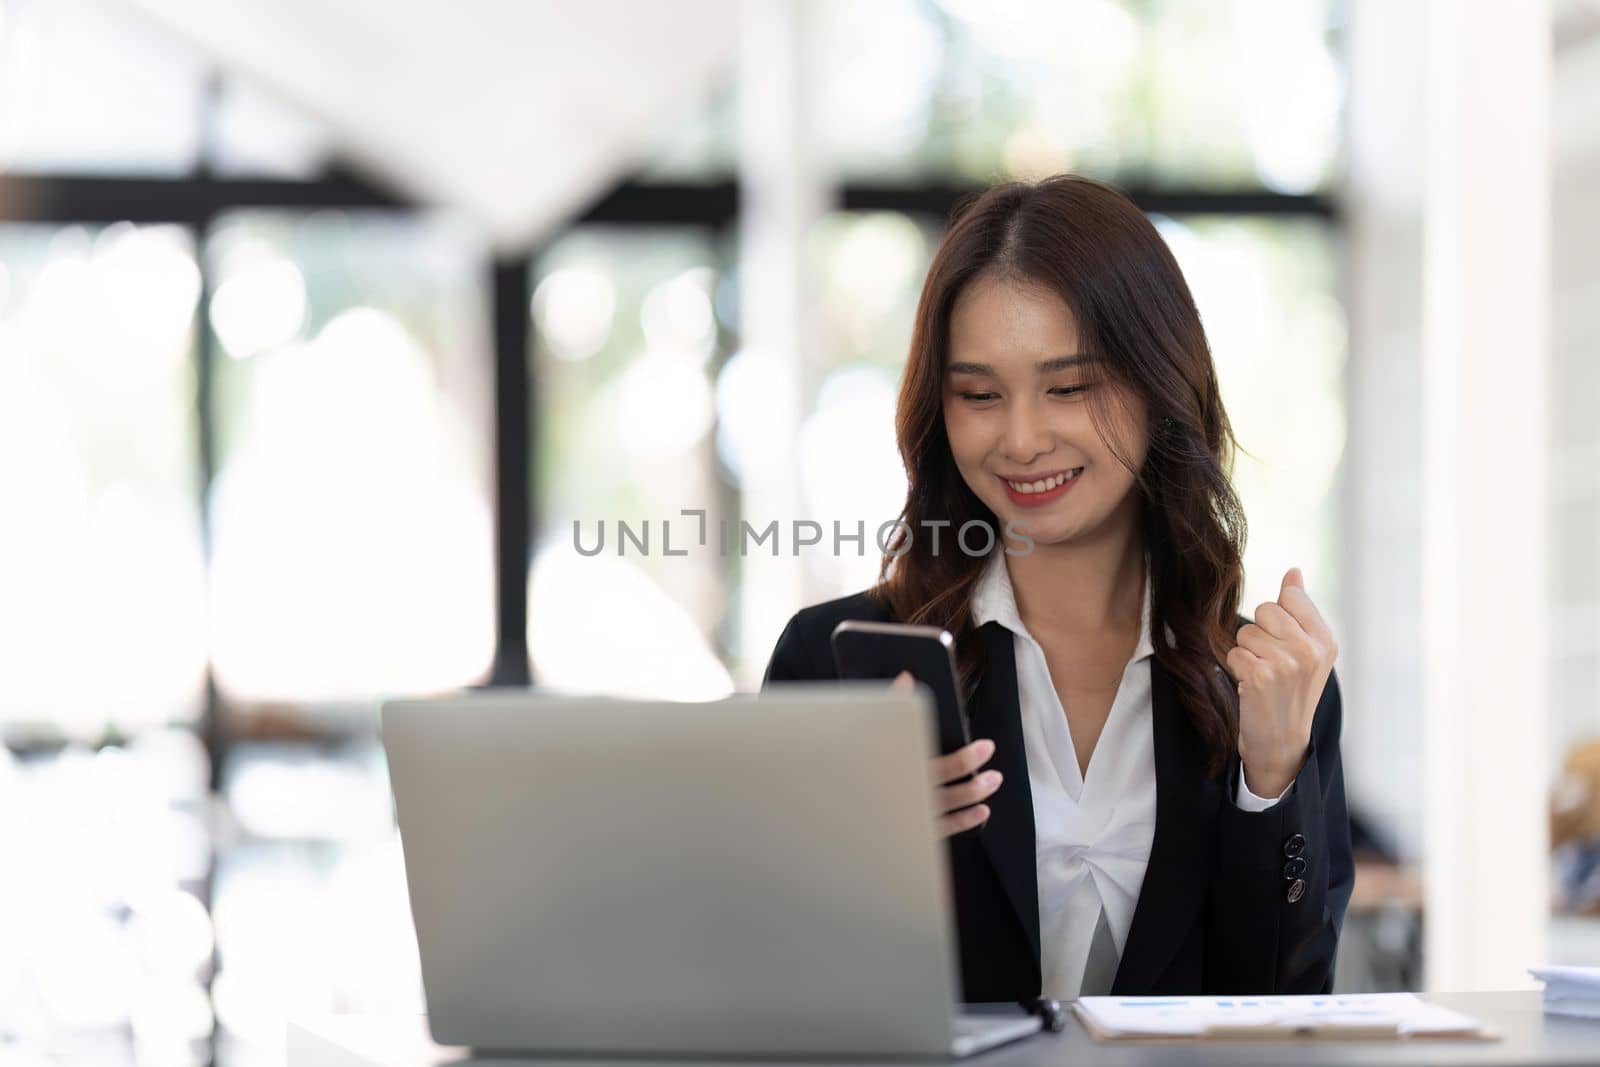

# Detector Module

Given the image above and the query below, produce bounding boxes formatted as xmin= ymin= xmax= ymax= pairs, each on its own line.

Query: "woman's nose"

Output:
xmin=1001 ymin=400 xmax=1053 ymax=463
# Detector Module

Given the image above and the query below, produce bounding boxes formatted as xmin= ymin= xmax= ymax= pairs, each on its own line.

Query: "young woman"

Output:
xmin=762 ymin=175 xmax=1352 ymax=1003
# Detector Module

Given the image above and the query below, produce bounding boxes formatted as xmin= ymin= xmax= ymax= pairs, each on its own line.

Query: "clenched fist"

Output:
xmin=1224 ymin=568 xmax=1339 ymax=798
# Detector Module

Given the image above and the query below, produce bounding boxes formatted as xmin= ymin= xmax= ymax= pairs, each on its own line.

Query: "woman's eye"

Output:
xmin=1049 ymin=385 xmax=1088 ymax=398
xmin=960 ymin=392 xmax=998 ymax=402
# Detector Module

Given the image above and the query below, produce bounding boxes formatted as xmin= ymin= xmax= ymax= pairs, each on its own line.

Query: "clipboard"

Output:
xmin=1072 ymin=993 xmax=1500 ymax=1043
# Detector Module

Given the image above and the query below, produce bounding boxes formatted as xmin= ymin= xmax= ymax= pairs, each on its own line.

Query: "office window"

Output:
xmin=1141 ymin=0 xmax=1342 ymax=191
xmin=0 ymin=223 xmax=207 ymax=738
xmin=0 ymin=730 xmax=214 ymax=1065
xmin=206 ymin=210 xmax=496 ymax=711
xmin=1160 ymin=215 xmax=1345 ymax=625
xmin=801 ymin=212 xmax=933 ymax=597
xmin=816 ymin=0 xmax=1341 ymax=191
xmin=529 ymin=227 xmax=736 ymax=700
xmin=208 ymin=739 xmax=415 ymax=1067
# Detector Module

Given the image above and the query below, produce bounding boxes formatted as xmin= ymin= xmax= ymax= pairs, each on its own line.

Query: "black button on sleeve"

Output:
xmin=1283 ymin=833 xmax=1307 ymax=858
xmin=1286 ymin=878 xmax=1306 ymax=903
xmin=1283 ymin=856 xmax=1307 ymax=879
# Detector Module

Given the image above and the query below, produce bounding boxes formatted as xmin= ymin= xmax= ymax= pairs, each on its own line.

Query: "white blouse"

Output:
xmin=969 ymin=548 xmax=1284 ymax=999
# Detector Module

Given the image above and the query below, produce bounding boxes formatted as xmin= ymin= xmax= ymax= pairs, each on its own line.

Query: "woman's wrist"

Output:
xmin=1240 ymin=746 xmax=1308 ymax=799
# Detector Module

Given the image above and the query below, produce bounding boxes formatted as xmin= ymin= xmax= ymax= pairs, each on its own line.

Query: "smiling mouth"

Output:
xmin=1000 ymin=468 xmax=1082 ymax=494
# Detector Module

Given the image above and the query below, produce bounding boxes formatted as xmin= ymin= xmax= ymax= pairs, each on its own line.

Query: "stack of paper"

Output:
xmin=1529 ymin=966 xmax=1600 ymax=1018
xmin=1073 ymin=993 xmax=1492 ymax=1041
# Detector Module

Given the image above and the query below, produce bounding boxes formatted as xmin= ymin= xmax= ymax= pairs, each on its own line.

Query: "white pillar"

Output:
xmin=1421 ymin=0 xmax=1550 ymax=990
xmin=734 ymin=0 xmax=829 ymax=687
xmin=1345 ymin=0 xmax=1428 ymax=864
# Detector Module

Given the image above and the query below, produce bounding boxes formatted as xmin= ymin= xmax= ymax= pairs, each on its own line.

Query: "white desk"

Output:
xmin=289 ymin=992 xmax=1600 ymax=1066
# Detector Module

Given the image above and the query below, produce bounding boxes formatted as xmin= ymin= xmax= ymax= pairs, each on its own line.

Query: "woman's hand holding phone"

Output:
xmin=891 ymin=671 xmax=1003 ymax=838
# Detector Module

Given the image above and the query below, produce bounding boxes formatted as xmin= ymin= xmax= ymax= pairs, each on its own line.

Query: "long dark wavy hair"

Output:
xmin=870 ymin=174 xmax=1247 ymax=776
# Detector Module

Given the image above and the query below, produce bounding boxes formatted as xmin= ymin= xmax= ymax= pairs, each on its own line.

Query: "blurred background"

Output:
xmin=0 ymin=0 xmax=1594 ymax=1063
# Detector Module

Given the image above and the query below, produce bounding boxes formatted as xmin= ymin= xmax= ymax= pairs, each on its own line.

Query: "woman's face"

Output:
xmin=941 ymin=273 xmax=1148 ymax=549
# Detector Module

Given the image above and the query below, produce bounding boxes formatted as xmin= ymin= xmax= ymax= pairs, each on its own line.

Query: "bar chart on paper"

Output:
xmin=1072 ymin=993 xmax=1495 ymax=1042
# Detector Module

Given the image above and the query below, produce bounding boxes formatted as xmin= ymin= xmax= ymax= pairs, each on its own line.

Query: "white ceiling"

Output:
xmin=125 ymin=0 xmax=738 ymax=250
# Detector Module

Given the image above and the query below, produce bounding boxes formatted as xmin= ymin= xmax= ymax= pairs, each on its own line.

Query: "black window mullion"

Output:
xmin=490 ymin=256 xmax=534 ymax=686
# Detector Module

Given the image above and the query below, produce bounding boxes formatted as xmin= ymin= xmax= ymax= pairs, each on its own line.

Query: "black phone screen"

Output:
xmin=829 ymin=620 xmax=971 ymax=760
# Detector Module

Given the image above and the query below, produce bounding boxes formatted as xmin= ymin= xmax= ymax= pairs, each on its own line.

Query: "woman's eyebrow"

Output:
xmin=945 ymin=354 xmax=1091 ymax=375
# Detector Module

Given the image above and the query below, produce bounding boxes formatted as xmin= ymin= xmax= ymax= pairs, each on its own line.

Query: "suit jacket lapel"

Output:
xmin=1110 ymin=653 xmax=1220 ymax=994
xmin=967 ymin=621 xmax=1042 ymax=969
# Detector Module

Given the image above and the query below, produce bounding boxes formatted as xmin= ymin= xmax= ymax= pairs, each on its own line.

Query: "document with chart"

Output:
xmin=1073 ymin=993 xmax=1495 ymax=1041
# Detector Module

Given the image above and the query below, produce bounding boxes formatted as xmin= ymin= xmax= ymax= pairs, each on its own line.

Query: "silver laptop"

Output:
xmin=381 ymin=685 xmax=1042 ymax=1058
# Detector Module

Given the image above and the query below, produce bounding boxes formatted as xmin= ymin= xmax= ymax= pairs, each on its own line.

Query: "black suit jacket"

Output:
xmin=761 ymin=589 xmax=1354 ymax=1002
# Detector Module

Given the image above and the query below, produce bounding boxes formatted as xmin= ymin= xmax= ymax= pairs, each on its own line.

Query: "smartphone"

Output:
xmin=830 ymin=620 xmax=972 ymax=764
